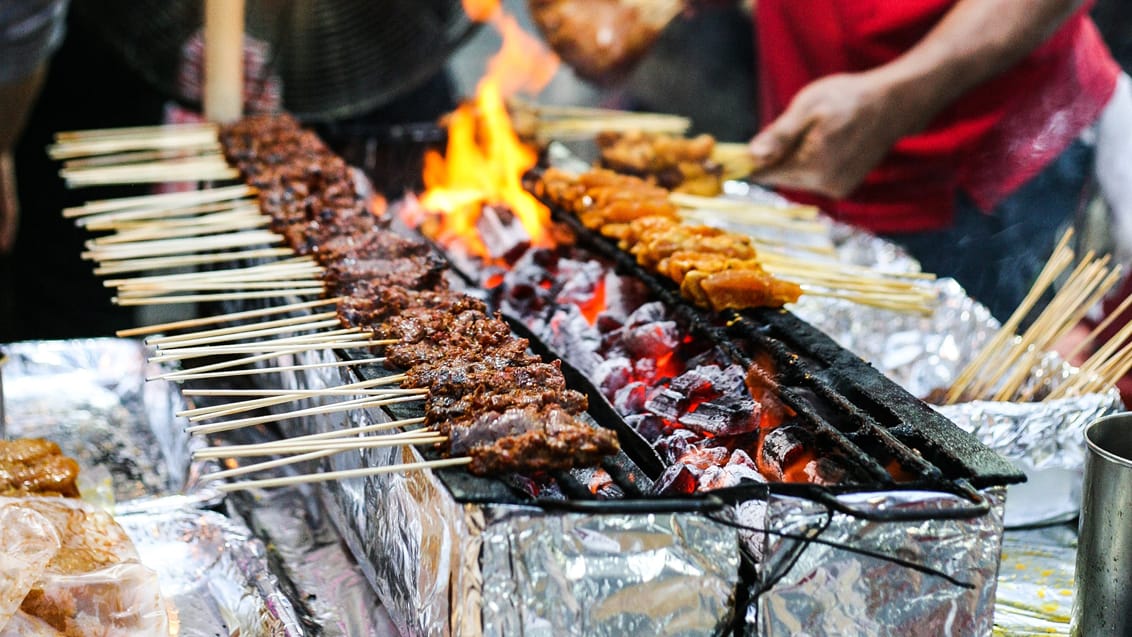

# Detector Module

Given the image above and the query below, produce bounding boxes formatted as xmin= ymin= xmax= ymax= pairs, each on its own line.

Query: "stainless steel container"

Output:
xmin=1072 ymin=412 xmax=1132 ymax=636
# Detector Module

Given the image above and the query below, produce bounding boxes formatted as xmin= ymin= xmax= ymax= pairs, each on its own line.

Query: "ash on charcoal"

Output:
xmin=699 ymin=451 xmax=769 ymax=491
xmin=477 ymin=203 xmax=530 ymax=263
xmin=544 ymin=306 xmax=603 ymax=374
xmin=644 ymin=386 xmax=683 ymax=421
xmin=572 ymin=466 xmax=624 ymax=499
xmin=592 ymin=356 xmax=634 ymax=396
xmin=644 ymin=365 xmax=761 ymax=437
xmin=654 ymin=463 xmax=698 ymax=494
xmin=622 ymin=320 xmax=681 ymax=360
xmin=623 ymin=414 xmax=668 ymax=443
xmin=760 ymin=422 xmax=813 ymax=477
xmin=680 ymin=446 xmax=731 ymax=473
xmin=652 ymin=429 xmax=701 ymax=464
xmin=554 ymin=258 xmax=605 ymax=307
xmin=613 ymin=381 xmax=649 ymax=415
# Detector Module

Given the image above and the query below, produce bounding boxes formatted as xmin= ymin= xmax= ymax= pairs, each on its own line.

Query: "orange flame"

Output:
xmin=419 ymin=3 xmax=560 ymax=258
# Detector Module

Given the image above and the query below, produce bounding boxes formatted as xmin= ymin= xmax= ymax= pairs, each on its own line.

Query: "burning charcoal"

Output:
xmin=623 ymin=414 xmax=667 ymax=442
xmin=759 ymin=423 xmax=842 ymax=483
xmin=477 ymin=203 xmax=531 ymax=263
xmin=592 ymin=357 xmax=634 ymax=396
xmin=601 ymin=273 xmax=651 ymax=322
xmin=799 ymin=457 xmax=848 ymax=486
xmin=555 ymin=258 xmax=604 ymax=306
xmin=573 ymin=466 xmax=624 ymax=499
xmin=651 ymin=428 xmax=700 ymax=464
xmin=725 ymin=450 xmax=768 ymax=484
xmin=653 ymin=463 xmax=698 ymax=495
xmin=613 ymin=381 xmax=649 ymax=415
xmin=545 ymin=307 xmax=603 ymax=375
xmin=622 ymin=320 xmax=680 ymax=359
xmin=697 ymin=465 xmax=735 ymax=491
xmin=624 ymin=301 xmax=668 ymax=328
xmin=644 ymin=386 xmax=683 ymax=421
xmin=678 ymin=445 xmax=730 ymax=474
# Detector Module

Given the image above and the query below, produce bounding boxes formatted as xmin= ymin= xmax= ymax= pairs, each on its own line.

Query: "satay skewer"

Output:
xmin=80 ymin=199 xmax=259 ymax=228
xmin=213 ymin=457 xmax=473 ymax=491
xmin=179 ymin=375 xmax=410 ymax=419
xmin=105 ymin=257 xmax=320 ymax=288
xmin=115 ymin=287 xmax=325 ymax=305
xmin=198 ymin=435 xmax=447 ymax=460
xmin=147 ymin=317 xmax=342 ymax=348
xmin=159 ymin=357 xmax=386 ymax=382
xmin=63 ymin=184 xmax=255 ymax=218
xmin=54 ymin=121 xmax=219 ymax=142
xmin=121 ymin=296 xmax=343 ymax=338
xmin=95 ymin=248 xmax=297 ymax=275
xmin=185 ymin=393 xmax=426 ymax=436
xmin=145 ymin=310 xmax=338 ymax=344
xmin=82 ymin=230 xmax=284 ymax=260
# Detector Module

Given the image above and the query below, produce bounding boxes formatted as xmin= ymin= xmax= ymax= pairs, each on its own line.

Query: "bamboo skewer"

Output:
xmin=63 ymin=184 xmax=255 ymax=217
xmin=119 ymin=297 xmax=341 ymax=337
xmin=177 ymin=374 xmax=409 ymax=419
xmin=200 ymin=449 xmax=341 ymax=482
xmin=106 ymin=257 xmax=320 ymax=288
xmin=148 ymin=337 xmax=390 ymax=363
xmin=147 ymin=316 xmax=341 ymax=347
xmin=80 ymin=199 xmax=258 ymax=229
xmin=195 ymin=432 xmax=444 ymax=459
xmin=115 ymin=288 xmax=325 ymax=306
xmin=82 ymin=230 xmax=283 ymax=260
xmin=159 ymin=357 xmax=386 ymax=382
xmin=219 ymin=416 xmax=427 ymax=447
xmin=55 ymin=122 xmax=219 ymax=142
xmin=185 ymin=393 xmax=426 ymax=436
xmin=147 ymin=345 xmax=348 ymax=380
xmin=49 ymin=131 xmax=222 ymax=160
xmin=213 ymin=457 xmax=474 ymax=491
xmin=94 ymin=248 xmax=296 ymax=276
xmin=145 ymin=309 xmax=336 ymax=343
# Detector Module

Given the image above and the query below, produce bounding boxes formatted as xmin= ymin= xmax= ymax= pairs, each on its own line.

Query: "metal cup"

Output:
xmin=1072 ymin=412 xmax=1132 ymax=636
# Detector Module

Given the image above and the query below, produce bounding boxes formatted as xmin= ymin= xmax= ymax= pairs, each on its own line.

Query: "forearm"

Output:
xmin=872 ymin=0 xmax=1084 ymax=135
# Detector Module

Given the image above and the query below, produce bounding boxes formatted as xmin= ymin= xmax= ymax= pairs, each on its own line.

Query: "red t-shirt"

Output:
xmin=755 ymin=1 xmax=1121 ymax=233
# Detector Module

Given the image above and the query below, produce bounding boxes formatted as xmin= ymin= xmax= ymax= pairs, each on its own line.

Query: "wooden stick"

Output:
xmin=183 ymin=387 xmax=424 ymax=399
xmin=213 ymin=457 xmax=474 ymax=491
xmin=55 ymin=122 xmax=219 ymax=142
xmin=90 ymin=212 xmax=268 ymax=244
xmin=153 ymin=329 xmax=374 ymax=355
xmin=194 ymin=433 xmax=444 ymax=459
xmin=160 ymin=357 xmax=386 ymax=382
xmin=94 ymin=247 xmax=296 ymax=275
xmin=64 ymin=161 xmax=239 ymax=187
xmin=62 ymin=146 xmax=223 ymax=169
xmin=146 ymin=309 xmax=336 ymax=343
xmin=63 ymin=184 xmax=254 ymax=217
xmin=80 ymin=199 xmax=258 ymax=229
xmin=149 ymin=337 xmax=383 ymax=362
xmin=106 ymin=257 xmax=318 ymax=288
xmin=115 ymin=287 xmax=324 ymax=305
xmin=83 ymin=230 xmax=283 ymax=260
xmin=117 ymin=279 xmax=323 ymax=296
xmin=118 ymin=296 xmax=340 ymax=337
xmin=150 ymin=320 xmax=349 ymax=347
xmin=670 ymin=192 xmax=820 ymax=221
xmin=186 ymin=394 xmax=426 ymax=436
xmin=178 ymin=375 xmax=410 ymax=419
xmin=49 ymin=132 xmax=221 ymax=159
xmin=217 ymin=416 xmax=427 ymax=447
xmin=147 ymin=345 xmax=354 ymax=380
xmin=199 ymin=449 xmax=340 ymax=482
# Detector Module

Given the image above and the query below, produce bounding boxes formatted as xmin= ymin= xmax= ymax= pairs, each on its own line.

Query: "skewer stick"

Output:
xmin=195 ymin=432 xmax=444 ymax=459
xmin=115 ymin=287 xmax=325 ymax=305
xmin=178 ymin=375 xmax=411 ymax=419
xmin=117 ymin=279 xmax=322 ymax=296
xmin=119 ymin=296 xmax=341 ymax=337
xmin=213 ymin=457 xmax=474 ymax=491
xmin=94 ymin=247 xmax=296 ymax=275
xmin=62 ymin=145 xmax=223 ymax=169
xmin=49 ymin=132 xmax=221 ymax=159
xmin=149 ymin=337 xmax=384 ymax=362
xmin=151 ymin=320 xmax=349 ymax=347
xmin=670 ymin=192 xmax=820 ymax=221
xmin=90 ymin=212 xmax=268 ymax=244
xmin=106 ymin=257 xmax=318 ymax=288
xmin=186 ymin=394 xmax=426 ymax=436
xmin=55 ymin=122 xmax=219 ymax=142
xmin=83 ymin=230 xmax=283 ymax=260
xmin=199 ymin=449 xmax=340 ymax=482
xmin=159 ymin=357 xmax=386 ymax=382
xmin=63 ymin=184 xmax=255 ymax=217
xmin=80 ymin=199 xmax=258 ymax=228
xmin=147 ymin=345 xmax=358 ymax=380
xmin=147 ymin=312 xmax=339 ymax=345
xmin=216 ymin=416 xmax=428 ymax=447
xmin=153 ymin=329 xmax=376 ymax=355
xmin=63 ymin=161 xmax=239 ymax=187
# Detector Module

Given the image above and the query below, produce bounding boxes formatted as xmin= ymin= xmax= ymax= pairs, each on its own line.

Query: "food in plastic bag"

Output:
xmin=0 ymin=496 xmax=168 ymax=636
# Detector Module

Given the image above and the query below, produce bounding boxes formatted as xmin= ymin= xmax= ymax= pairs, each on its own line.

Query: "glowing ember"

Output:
xmin=418 ymin=2 xmax=560 ymax=259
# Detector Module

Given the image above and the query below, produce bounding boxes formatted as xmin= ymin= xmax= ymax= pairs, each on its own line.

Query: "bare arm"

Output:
xmin=749 ymin=0 xmax=1085 ymax=198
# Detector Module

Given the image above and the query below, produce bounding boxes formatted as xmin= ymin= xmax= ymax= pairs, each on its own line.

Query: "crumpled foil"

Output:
xmin=747 ymin=488 xmax=1008 ymax=637
xmin=116 ymin=507 xmax=304 ymax=637
xmin=993 ymin=525 xmax=1077 ymax=636
xmin=479 ymin=508 xmax=739 ymax=637
xmin=1 ymin=338 xmax=220 ymax=511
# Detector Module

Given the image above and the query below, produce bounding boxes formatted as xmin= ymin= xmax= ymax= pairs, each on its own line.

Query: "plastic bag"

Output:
xmin=0 ymin=496 xmax=168 ymax=636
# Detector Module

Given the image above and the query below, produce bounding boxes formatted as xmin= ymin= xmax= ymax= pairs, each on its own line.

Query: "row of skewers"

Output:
xmin=54 ymin=113 xmax=621 ymax=490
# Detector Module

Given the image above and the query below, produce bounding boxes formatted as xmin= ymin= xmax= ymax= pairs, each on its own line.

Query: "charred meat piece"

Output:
xmin=324 ymin=255 xmax=447 ymax=295
xmin=407 ymin=360 xmax=567 ymax=397
xmin=426 ymin=387 xmax=588 ymax=431
xmin=455 ymin=407 xmax=621 ymax=475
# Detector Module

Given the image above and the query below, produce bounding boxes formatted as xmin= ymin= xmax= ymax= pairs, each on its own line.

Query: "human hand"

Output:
xmin=0 ymin=150 xmax=18 ymax=254
xmin=747 ymin=71 xmax=920 ymax=199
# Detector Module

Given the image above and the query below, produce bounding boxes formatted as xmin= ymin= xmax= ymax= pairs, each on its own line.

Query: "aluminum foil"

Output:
xmin=747 ymin=487 xmax=1008 ymax=637
xmin=1 ymin=338 xmax=220 ymax=511
xmin=479 ymin=508 xmax=739 ymax=637
xmin=116 ymin=507 xmax=304 ymax=637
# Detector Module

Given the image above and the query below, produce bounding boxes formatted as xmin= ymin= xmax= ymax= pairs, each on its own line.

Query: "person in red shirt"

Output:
xmin=747 ymin=0 xmax=1127 ymax=322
